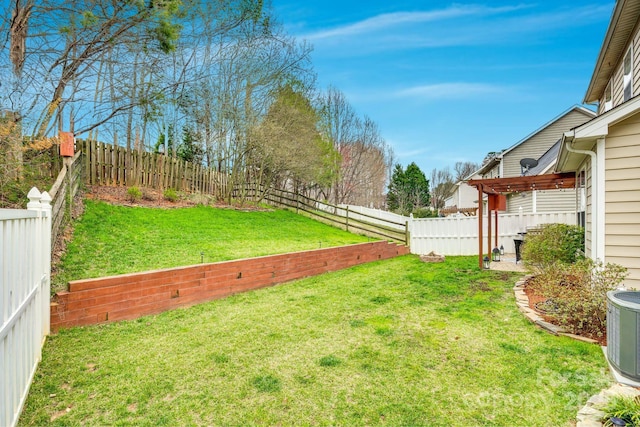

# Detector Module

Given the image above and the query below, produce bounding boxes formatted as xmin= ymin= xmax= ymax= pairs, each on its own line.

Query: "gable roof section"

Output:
xmin=557 ymin=94 xmax=640 ymax=172
xmin=475 ymin=106 xmax=595 ymax=176
xmin=523 ymin=139 xmax=561 ymax=176
xmin=584 ymin=0 xmax=640 ymax=103
xmin=500 ymin=105 xmax=596 ymax=158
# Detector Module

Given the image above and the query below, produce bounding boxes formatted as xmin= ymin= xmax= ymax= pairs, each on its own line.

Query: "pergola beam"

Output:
xmin=467 ymin=172 xmax=577 ymax=269
xmin=467 ymin=172 xmax=575 ymax=195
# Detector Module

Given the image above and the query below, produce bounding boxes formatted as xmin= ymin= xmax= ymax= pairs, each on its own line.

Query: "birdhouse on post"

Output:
xmin=60 ymin=132 xmax=75 ymax=157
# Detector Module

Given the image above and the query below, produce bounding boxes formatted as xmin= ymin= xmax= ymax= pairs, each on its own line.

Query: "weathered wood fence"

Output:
xmin=49 ymin=152 xmax=83 ymax=243
xmin=238 ymin=184 xmax=409 ymax=245
xmin=80 ymin=140 xmax=228 ymax=196
xmin=1 ymin=189 xmax=51 ymax=427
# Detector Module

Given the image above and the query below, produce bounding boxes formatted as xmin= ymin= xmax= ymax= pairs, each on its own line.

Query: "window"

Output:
xmin=623 ymin=47 xmax=633 ymax=101
xmin=604 ymin=80 xmax=613 ymax=112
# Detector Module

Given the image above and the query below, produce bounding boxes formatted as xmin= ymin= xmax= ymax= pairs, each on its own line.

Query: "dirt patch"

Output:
xmin=84 ymin=185 xmax=270 ymax=211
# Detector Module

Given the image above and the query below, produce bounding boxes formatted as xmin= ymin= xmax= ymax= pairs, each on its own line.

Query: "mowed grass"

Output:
xmin=22 ymin=256 xmax=611 ymax=426
xmin=54 ymin=200 xmax=370 ymax=289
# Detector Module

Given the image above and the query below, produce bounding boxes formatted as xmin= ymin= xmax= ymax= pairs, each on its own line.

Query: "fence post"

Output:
xmin=405 ymin=214 xmax=412 ymax=247
xmin=26 ymin=188 xmax=52 ymax=337
xmin=346 ymin=206 xmax=349 ymax=232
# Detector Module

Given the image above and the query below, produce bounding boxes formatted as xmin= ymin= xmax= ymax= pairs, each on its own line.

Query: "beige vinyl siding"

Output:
xmin=482 ymin=164 xmax=500 ymax=179
xmin=506 ymin=192 xmax=532 ymax=214
xmin=604 ymin=114 xmax=640 ymax=288
xmin=502 ymin=109 xmax=595 ymax=177
xmin=613 ymin=63 xmax=625 ymax=107
xmin=598 ymin=92 xmax=607 ymax=115
xmin=634 ymin=27 xmax=640 ymax=98
xmin=583 ymin=157 xmax=593 ymax=259
xmin=535 ymin=189 xmax=577 ymax=212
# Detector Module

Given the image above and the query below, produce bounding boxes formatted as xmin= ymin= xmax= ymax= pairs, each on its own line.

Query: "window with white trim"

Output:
xmin=604 ymin=80 xmax=613 ymax=112
xmin=623 ymin=47 xmax=633 ymax=101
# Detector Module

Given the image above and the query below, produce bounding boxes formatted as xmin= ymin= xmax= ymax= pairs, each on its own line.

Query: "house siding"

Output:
xmin=607 ymin=22 xmax=640 ymax=110
xmin=506 ymin=192 xmax=532 ymax=214
xmin=582 ymin=156 xmax=593 ymax=261
xmin=502 ymin=109 xmax=595 ymax=178
xmin=613 ymin=65 xmax=625 ymax=106
xmin=604 ymin=113 xmax=640 ymax=288
xmin=536 ymin=189 xmax=577 ymax=212
xmin=482 ymin=164 xmax=500 ymax=179
xmin=634 ymin=27 xmax=640 ymax=97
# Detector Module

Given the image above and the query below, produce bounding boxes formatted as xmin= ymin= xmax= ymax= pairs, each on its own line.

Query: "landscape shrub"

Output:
xmin=126 ymin=186 xmax=142 ymax=202
xmin=600 ymin=395 xmax=640 ymax=426
xmin=530 ymin=259 xmax=627 ymax=338
xmin=163 ymin=188 xmax=178 ymax=202
xmin=412 ymin=207 xmax=438 ymax=218
xmin=521 ymin=223 xmax=584 ymax=271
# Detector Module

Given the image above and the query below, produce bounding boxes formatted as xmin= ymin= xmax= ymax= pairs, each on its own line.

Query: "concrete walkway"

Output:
xmin=489 ymin=254 xmax=527 ymax=272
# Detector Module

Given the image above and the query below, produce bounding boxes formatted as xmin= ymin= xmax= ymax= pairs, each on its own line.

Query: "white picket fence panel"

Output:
xmin=409 ymin=211 xmax=576 ymax=255
xmin=1 ymin=188 xmax=52 ymax=427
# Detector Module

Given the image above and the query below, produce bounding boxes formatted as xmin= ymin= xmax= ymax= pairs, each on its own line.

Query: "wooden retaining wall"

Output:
xmin=50 ymin=241 xmax=410 ymax=331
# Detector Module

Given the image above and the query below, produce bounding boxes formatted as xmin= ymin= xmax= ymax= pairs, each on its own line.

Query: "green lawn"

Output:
xmin=23 ymin=256 xmax=611 ymax=426
xmin=54 ymin=200 xmax=370 ymax=291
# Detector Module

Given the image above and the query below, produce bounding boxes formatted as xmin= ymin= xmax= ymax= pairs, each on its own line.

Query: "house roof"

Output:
xmin=584 ymin=0 xmax=640 ymax=103
xmin=475 ymin=105 xmax=595 ymax=176
xmin=557 ymin=94 xmax=640 ymax=172
xmin=523 ymin=139 xmax=561 ymax=176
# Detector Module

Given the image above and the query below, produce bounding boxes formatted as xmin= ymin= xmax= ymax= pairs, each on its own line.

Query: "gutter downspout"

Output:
xmin=563 ymin=132 xmax=602 ymax=262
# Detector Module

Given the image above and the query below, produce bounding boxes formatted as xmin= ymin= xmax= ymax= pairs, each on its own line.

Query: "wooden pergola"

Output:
xmin=466 ymin=173 xmax=576 ymax=269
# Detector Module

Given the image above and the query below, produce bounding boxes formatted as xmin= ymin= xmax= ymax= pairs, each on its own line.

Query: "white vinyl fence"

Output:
xmin=1 ymin=188 xmax=52 ymax=427
xmin=410 ymin=211 xmax=576 ymax=256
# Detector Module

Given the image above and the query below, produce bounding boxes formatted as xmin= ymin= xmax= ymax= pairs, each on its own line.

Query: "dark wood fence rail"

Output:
xmin=49 ymin=152 xmax=83 ymax=244
xmin=69 ymin=140 xmax=408 ymax=246
xmin=238 ymin=184 xmax=409 ymax=245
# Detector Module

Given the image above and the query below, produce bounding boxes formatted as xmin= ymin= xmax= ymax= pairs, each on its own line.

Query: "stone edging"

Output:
xmin=513 ymin=275 xmax=640 ymax=427
xmin=512 ymin=275 xmax=598 ymax=344
xmin=576 ymin=383 xmax=640 ymax=427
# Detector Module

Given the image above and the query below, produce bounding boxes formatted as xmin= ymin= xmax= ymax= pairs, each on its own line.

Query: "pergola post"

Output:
xmin=467 ymin=172 xmax=576 ymax=270
xmin=494 ymin=210 xmax=499 ymax=248
xmin=477 ymin=185 xmax=483 ymax=269
xmin=487 ymin=201 xmax=492 ymax=265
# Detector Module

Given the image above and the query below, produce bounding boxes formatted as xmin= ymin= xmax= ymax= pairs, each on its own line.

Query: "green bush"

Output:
xmin=163 ymin=188 xmax=178 ymax=202
xmin=529 ymin=259 xmax=627 ymax=338
xmin=412 ymin=207 xmax=438 ymax=218
xmin=126 ymin=186 xmax=142 ymax=202
xmin=521 ymin=223 xmax=584 ymax=271
xmin=600 ymin=395 xmax=640 ymax=426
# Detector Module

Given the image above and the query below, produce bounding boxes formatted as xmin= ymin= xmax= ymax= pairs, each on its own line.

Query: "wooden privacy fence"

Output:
xmin=80 ymin=140 xmax=228 ymax=196
xmin=1 ymin=189 xmax=51 ymax=427
xmin=410 ymin=210 xmax=576 ymax=256
xmin=238 ymin=184 xmax=409 ymax=245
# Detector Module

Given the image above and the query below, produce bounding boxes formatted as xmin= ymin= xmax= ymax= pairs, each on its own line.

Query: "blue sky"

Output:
xmin=271 ymin=1 xmax=614 ymax=175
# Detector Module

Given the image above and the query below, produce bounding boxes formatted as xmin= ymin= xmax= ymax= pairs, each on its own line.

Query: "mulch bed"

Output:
xmin=522 ymin=276 xmax=607 ymax=345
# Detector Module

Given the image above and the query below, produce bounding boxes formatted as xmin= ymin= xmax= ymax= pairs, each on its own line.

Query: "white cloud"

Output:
xmin=396 ymin=147 xmax=432 ymax=158
xmin=303 ymin=4 xmax=531 ymax=41
xmin=396 ymin=83 xmax=505 ymax=100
